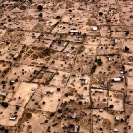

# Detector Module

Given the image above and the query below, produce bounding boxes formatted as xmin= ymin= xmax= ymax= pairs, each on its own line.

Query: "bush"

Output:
xmin=26 ymin=112 xmax=32 ymax=119
xmin=114 ymin=121 xmax=119 ymax=126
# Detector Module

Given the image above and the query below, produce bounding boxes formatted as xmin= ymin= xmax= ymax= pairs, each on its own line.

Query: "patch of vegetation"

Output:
xmin=77 ymin=45 xmax=85 ymax=54
xmin=91 ymin=65 xmax=97 ymax=74
xmin=26 ymin=112 xmax=32 ymax=119
xmin=114 ymin=121 xmax=120 ymax=126
xmin=37 ymin=5 xmax=43 ymax=11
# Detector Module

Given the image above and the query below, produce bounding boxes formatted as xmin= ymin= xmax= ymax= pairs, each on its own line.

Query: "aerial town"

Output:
xmin=0 ymin=0 xmax=133 ymax=133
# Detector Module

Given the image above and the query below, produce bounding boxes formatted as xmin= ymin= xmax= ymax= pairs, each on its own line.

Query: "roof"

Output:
xmin=85 ymin=79 xmax=88 ymax=84
xmin=112 ymin=78 xmax=121 ymax=81
xmin=74 ymin=125 xmax=79 ymax=132
xmin=70 ymin=30 xmax=78 ymax=33
xmin=72 ymin=113 xmax=77 ymax=119
xmin=112 ymin=128 xmax=118 ymax=132
xmin=114 ymin=39 xmax=118 ymax=43
xmin=97 ymin=89 xmax=104 ymax=92
xmin=0 ymin=92 xmax=6 ymax=96
xmin=66 ymin=53 xmax=70 ymax=57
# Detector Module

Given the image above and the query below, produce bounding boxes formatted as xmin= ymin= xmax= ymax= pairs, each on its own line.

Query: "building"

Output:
xmin=72 ymin=113 xmax=77 ymax=119
xmin=12 ymin=8 xmax=23 ymax=13
xmin=97 ymin=89 xmax=104 ymax=93
xmin=9 ymin=117 xmax=16 ymax=121
xmin=66 ymin=53 xmax=70 ymax=59
xmin=64 ymin=73 xmax=68 ymax=78
xmin=70 ymin=29 xmax=79 ymax=33
xmin=99 ymin=109 xmax=103 ymax=112
xmin=112 ymin=78 xmax=121 ymax=82
xmin=92 ymin=26 xmax=98 ymax=31
xmin=74 ymin=125 xmax=79 ymax=132
xmin=114 ymin=39 xmax=118 ymax=44
xmin=0 ymin=92 xmax=6 ymax=96
xmin=112 ymin=128 xmax=118 ymax=132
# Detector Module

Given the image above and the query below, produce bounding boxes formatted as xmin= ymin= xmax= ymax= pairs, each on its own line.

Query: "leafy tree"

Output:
xmin=38 ymin=13 xmax=43 ymax=18
xmin=1 ymin=102 xmax=8 ymax=108
xmin=57 ymin=88 xmax=60 ymax=91
xmin=4 ymin=129 xmax=8 ymax=133
xmin=44 ymin=120 xmax=48 ymax=123
xmin=125 ymin=46 xmax=129 ymax=52
xmin=64 ymin=93 xmax=68 ymax=97
xmin=56 ymin=16 xmax=61 ymax=19
xmin=125 ymin=31 xmax=129 ymax=36
xmin=99 ymin=12 xmax=103 ymax=16
xmin=42 ymin=101 xmax=45 ymax=105
xmin=37 ymin=5 xmax=43 ymax=11
xmin=16 ymin=105 xmax=20 ymax=110
xmin=109 ymin=105 xmax=114 ymax=108
xmin=0 ymin=126 xmax=5 ymax=131
xmin=50 ymin=112 xmax=55 ymax=117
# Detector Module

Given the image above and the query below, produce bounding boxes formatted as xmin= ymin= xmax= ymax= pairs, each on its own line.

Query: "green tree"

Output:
xmin=37 ymin=5 xmax=43 ymax=11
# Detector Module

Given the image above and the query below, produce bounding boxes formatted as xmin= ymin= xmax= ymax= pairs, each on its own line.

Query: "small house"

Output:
xmin=70 ymin=29 xmax=79 ymax=33
xmin=74 ymin=125 xmax=79 ymax=133
xmin=9 ymin=117 xmax=16 ymax=121
xmin=84 ymin=79 xmax=88 ymax=85
xmin=112 ymin=78 xmax=121 ymax=82
xmin=97 ymin=89 xmax=104 ymax=93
